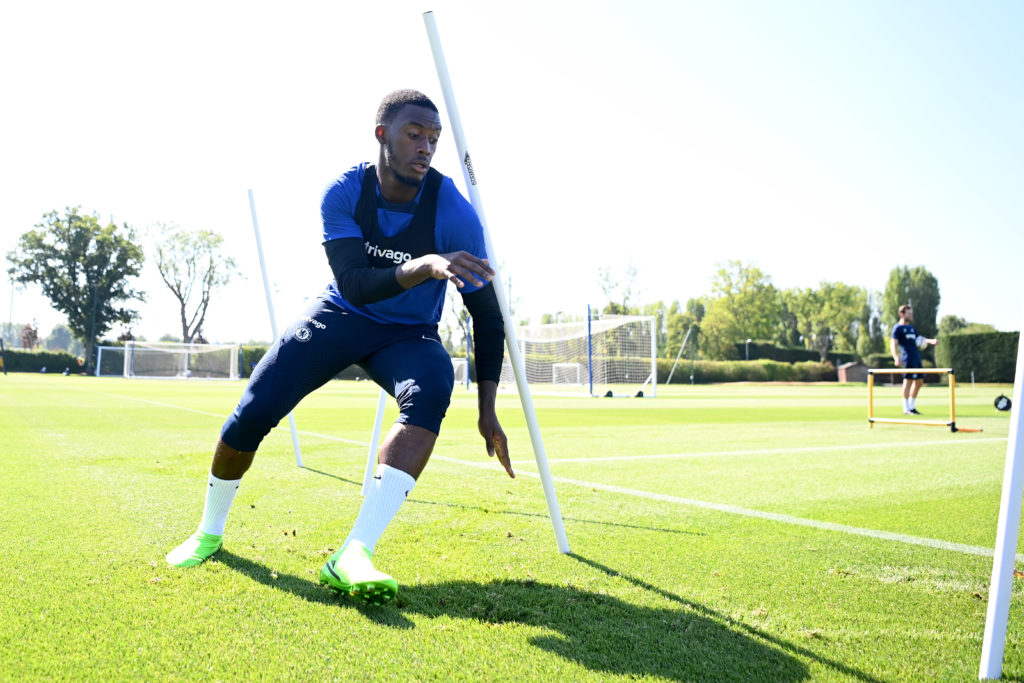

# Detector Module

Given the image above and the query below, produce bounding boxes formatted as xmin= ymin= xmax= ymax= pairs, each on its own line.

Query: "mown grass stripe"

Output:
xmin=430 ymin=455 xmax=1023 ymax=562
xmin=539 ymin=437 xmax=1007 ymax=463
xmin=90 ymin=387 xmax=1016 ymax=561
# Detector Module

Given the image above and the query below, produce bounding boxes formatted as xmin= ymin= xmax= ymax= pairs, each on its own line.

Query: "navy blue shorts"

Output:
xmin=901 ymin=355 xmax=923 ymax=380
xmin=221 ymin=298 xmax=454 ymax=452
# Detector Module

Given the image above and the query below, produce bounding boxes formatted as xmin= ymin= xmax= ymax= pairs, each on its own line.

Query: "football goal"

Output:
xmin=497 ymin=314 xmax=656 ymax=396
xmin=95 ymin=341 xmax=240 ymax=379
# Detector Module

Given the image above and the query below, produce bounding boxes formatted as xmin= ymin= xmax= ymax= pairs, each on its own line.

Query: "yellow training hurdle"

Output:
xmin=867 ymin=367 xmax=982 ymax=433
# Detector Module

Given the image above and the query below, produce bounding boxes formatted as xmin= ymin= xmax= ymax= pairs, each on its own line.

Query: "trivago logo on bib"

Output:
xmin=365 ymin=241 xmax=412 ymax=264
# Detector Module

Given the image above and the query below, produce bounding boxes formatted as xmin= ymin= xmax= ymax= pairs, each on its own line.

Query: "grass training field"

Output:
xmin=1 ymin=373 xmax=1021 ymax=681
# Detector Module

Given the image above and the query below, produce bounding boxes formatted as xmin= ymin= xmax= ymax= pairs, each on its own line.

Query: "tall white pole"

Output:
xmin=980 ymin=304 xmax=1024 ymax=680
xmin=364 ymin=389 xmax=389 ymax=495
xmin=423 ymin=10 xmax=569 ymax=554
xmin=247 ymin=189 xmax=303 ymax=468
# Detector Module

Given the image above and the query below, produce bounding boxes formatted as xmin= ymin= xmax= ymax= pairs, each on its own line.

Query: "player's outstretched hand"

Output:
xmin=434 ymin=251 xmax=494 ymax=289
xmin=479 ymin=413 xmax=514 ymax=479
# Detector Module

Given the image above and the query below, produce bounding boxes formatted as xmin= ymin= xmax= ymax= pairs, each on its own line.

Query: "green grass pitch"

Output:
xmin=1 ymin=373 xmax=1021 ymax=681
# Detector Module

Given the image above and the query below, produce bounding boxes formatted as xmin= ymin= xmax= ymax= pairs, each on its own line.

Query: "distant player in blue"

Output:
xmin=166 ymin=90 xmax=513 ymax=604
xmin=890 ymin=304 xmax=937 ymax=415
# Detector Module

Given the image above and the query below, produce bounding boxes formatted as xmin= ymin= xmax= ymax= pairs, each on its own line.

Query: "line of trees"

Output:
xmin=6 ymin=207 xmax=238 ymax=371
xmin=552 ymin=261 xmax=967 ymax=364
xmin=8 ymin=207 xmax=989 ymax=372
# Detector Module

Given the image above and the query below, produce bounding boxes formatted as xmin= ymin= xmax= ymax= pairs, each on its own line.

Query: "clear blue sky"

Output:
xmin=2 ymin=0 xmax=1021 ymax=343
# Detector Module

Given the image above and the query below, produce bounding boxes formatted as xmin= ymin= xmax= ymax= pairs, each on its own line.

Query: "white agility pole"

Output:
xmin=422 ymin=10 xmax=570 ymax=554
xmin=247 ymin=189 xmax=303 ymax=468
xmin=363 ymin=388 xmax=389 ymax=495
xmin=979 ymin=302 xmax=1024 ymax=680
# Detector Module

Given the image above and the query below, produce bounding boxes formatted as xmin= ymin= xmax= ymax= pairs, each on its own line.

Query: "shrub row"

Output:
xmin=1 ymin=349 xmax=83 ymax=373
xmin=936 ymin=331 xmax=1019 ymax=383
xmin=4 ymin=345 xmax=841 ymax=384
xmin=732 ymin=341 xmax=856 ymax=366
xmin=658 ymin=358 xmax=837 ymax=384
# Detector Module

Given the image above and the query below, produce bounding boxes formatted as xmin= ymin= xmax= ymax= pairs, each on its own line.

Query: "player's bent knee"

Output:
xmin=220 ymin=400 xmax=282 ymax=452
xmin=394 ymin=367 xmax=454 ymax=435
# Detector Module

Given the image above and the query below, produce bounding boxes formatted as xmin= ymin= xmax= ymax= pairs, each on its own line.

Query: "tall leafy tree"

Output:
xmin=45 ymin=323 xmax=84 ymax=355
xmin=598 ymin=262 xmax=640 ymax=315
xmin=882 ymin=265 xmax=940 ymax=338
xmin=856 ymin=291 xmax=885 ymax=359
xmin=700 ymin=261 xmax=778 ymax=359
xmin=938 ymin=314 xmax=968 ymax=335
xmin=153 ymin=226 xmax=240 ymax=343
xmin=6 ymin=207 xmax=145 ymax=370
xmin=785 ymin=282 xmax=867 ymax=361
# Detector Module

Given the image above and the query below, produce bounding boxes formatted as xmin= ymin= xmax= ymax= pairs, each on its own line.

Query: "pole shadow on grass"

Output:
xmin=302 ymin=466 xmax=700 ymax=538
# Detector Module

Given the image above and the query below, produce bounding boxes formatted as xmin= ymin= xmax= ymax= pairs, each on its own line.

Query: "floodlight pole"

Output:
xmin=423 ymin=10 xmax=570 ymax=554
xmin=248 ymin=189 xmax=303 ymax=468
xmin=979 ymin=303 xmax=1024 ymax=680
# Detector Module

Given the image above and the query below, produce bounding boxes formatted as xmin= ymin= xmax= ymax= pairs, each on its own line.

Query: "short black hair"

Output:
xmin=376 ymin=89 xmax=438 ymax=126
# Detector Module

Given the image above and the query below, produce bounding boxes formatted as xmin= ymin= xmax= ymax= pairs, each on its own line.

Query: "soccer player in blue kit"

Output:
xmin=166 ymin=90 xmax=514 ymax=605
xmin=890 ymin=304 xmax=937 ymax=415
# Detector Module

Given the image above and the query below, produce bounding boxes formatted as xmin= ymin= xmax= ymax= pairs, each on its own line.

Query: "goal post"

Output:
xmin=867 ymin=367 xmax=981 ymax=433
xmin=498 ymin=313 xmax=657 ymax=397
xmin=107 ymin=341 xmax=241 ymax=379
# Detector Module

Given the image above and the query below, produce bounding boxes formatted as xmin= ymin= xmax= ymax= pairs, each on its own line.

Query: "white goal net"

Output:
xmin=498 ymin=315 xmax=656 ymax=396
xmin=96 ymin=341 xmax=240 ymax=379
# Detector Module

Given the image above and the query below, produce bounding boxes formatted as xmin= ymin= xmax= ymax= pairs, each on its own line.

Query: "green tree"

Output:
xmin=154 ymin=226 xmax=241 ymax=344
xmin=882 ymin=265 xmax=940 ymax=338
xmin=6 ymin=208 xmax=145 ymax=370
xmin=938 ymin=314 xmax=968 ymax=335
xmin=598 ymin=262 xmax=639 ymax=315
xmin=44 ymin=323 xmax=84 ymax=355
xmin=700 ymin=261 xmax=778 ymax=359
xmin=785 ymin=282 xmax=866 ymax=361
xmin=959 ymin=322 xmax=998 ymax=334
xmin=2 ymin=321 xmax=29 ymax=348
xmin=639 ymin=300 xmax=670 ymax=357
xmin=856 ymin=291 xmax=885 ymax=359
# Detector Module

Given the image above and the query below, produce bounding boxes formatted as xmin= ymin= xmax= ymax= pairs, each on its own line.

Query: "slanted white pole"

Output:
xmin=423 ymin=10 xmax=570 ymax=554
xmin=980 ymin=303 xmax=1024 ymax=680
xmin=364 ymin=389 xmax=389 ymax=495
xmin=247 ymin=189 xmax=303 ymax=468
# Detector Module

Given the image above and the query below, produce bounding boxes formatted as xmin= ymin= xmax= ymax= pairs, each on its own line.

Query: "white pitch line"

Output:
xmin=535 ymin=437 xmax=1008 ymax=464
xmin=97 ymin=390 xmax=1016 ymax=561
xmin=430 ymin=455 xmax=1023 ymax=562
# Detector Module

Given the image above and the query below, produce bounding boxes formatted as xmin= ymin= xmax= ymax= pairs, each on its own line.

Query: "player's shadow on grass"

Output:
xmin=399 ymin=578 xmax=811 ymax=682
xmin=217 ymin=549 xmax=874 ymax=681
xmin=215 ymin=549 xmax=416 ymax=627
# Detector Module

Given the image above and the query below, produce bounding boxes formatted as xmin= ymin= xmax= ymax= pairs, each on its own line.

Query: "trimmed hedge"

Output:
xmin=658 ymin=358 xmax=837 ymax=383
xmin=1 ymin=349 xmax=83 ymax=373
xmin=733 ymin=341 xmax=855 ymax=366
xmin=1 ymin=344 xmax=845 ymax=385
xmin=936 ymin=331 xmax=1019 ymax=383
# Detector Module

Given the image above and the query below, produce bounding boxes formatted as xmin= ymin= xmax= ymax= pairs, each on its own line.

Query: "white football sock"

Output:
xmin=343 ymin=463 xmax=416 ymax=555
xmin=198 ymin=473 xmax=242 ymax=536
xmin=909 ymin=397 xmax=916 ymax=411
xmin=903 ymin=397 xmax=911 ymax=412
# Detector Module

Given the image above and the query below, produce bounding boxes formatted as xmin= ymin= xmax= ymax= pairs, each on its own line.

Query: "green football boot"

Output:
xmin=165 ymin=530 xmax=223 ymax=568
xmin=319 ymin=541 xmax=398 ymax=605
